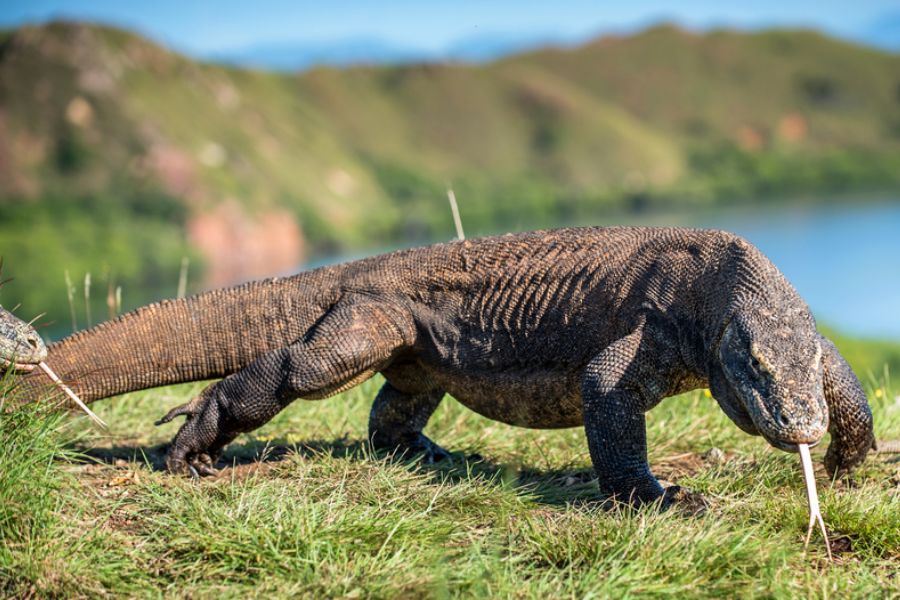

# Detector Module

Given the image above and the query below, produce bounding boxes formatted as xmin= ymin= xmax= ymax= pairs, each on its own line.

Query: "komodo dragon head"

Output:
xmin=711 ymin=304 xmax=828 ymax=452
xmin=0 ymin=304 xmax=47 ymax=372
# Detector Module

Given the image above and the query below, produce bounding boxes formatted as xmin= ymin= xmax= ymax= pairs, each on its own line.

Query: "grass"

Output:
xmin=1 ymin=363 xmax=899 ymax=598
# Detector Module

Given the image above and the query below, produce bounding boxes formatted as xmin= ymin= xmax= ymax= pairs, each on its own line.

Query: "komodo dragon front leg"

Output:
xmin=156 ymin=301 xmax=414 ymax=476
xmin=582 ymin=327 xmax=685 ymax=507
xmin=819 ymin=334 xmax=875 ymax=476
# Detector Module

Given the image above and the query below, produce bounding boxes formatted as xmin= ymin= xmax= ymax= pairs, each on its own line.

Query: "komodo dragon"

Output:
xmin=5 ymin=227 xmax=881 ymax=507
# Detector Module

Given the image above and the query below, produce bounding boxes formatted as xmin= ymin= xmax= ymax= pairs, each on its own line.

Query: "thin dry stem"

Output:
xmin=37 ymin=361 xmax=107 ymax=428
xmin=177 ymin=256 xmax=190 ymax=299
xmin=64 ymin=270 xmax=77 ymax=332
xmin=447 ymin=189 xmax=465 ymax=241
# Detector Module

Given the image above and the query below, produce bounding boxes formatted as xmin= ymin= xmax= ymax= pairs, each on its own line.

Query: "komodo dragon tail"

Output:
xmin=12 ymin=270 xmax=339 ymax=404
xmin=874 ymin=439 xmax=900 ymax=453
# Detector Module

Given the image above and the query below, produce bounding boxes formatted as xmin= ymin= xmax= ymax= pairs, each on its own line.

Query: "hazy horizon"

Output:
xmin=0 ymin=0 xmax=897 ymax=70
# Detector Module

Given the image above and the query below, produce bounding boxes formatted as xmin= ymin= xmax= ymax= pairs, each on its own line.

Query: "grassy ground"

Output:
xmin=1 ymin=362 xmax=899 ymax=598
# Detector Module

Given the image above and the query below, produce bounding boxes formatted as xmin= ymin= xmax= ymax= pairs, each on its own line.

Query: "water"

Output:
xmin=307 ymin=198 xmax=900 ymax=340
xmin=695 ymin=200 xmax=900 ymax=340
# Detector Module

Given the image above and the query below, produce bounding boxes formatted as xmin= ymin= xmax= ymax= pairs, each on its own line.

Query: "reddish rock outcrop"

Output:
xmin=187 ymin=201 xmax=305 ymax=288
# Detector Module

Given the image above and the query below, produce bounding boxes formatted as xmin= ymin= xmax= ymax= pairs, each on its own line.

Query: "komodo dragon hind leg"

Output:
xmin=368 ymin=382 xmax=450 ymax=463
xmin=158 ymin=301 xmax=413 ymax=477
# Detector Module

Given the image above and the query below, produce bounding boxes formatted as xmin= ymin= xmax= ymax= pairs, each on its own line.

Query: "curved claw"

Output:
xmin=166 ymin=449 xmax=222 ymax=478
xmin=376 ymin=432 xmax=452 ymax=464
xmin=421 ymin=445 xmax=451 ymax=465
xmin=659 ymin=485 xmax=709 ymax=515
xmin=192 ymin=453 xmax=220 ymax=476
xmin=155 ymin=396 xmax=204 ymax=426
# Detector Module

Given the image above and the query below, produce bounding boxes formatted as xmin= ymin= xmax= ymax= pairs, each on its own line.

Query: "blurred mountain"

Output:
xmin=1 ymin=21 xmax=899 ymax=323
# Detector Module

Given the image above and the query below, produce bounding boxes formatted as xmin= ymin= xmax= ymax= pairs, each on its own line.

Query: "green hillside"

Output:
xmin=1 ymin=21 xmax=899 ymax=326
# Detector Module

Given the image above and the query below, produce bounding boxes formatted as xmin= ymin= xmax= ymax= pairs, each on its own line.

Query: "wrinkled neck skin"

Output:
xmin=0 ymin=304 xmax=47 ymax=370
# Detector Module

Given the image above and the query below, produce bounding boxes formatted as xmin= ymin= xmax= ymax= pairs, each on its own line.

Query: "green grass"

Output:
xmin=2 ymin=351 xmax=899 ymax=598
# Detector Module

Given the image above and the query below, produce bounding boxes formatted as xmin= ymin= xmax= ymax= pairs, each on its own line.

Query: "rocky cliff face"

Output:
xmin=187 ymin=202 xmax=305 ymax=287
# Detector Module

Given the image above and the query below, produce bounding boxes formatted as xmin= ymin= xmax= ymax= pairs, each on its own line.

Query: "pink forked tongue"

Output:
xmin=798 ymin=442 xmax=832 ymax=560
xmin=37 ymin=361 xmax=107 ymax=428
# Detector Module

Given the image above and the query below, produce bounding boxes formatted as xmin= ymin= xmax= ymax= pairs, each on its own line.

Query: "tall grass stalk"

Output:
xmin=447 ymin=189 xmax=465 ymax=241
xmin=63 ymin=270 xmax=77 ymax=333
xmin=83 ymin=272 xmax=92 ymax=328
xmin=177 ymin=256 xmax=190 ymax=299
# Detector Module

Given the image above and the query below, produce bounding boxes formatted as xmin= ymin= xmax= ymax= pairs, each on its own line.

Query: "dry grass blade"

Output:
xmin=37 ymin=361 xmax=107 ymax=428
xmin=798 ymin=442 xmax=832 ymax=560
xmin=447 ymin=189 xmax=465 ymax=241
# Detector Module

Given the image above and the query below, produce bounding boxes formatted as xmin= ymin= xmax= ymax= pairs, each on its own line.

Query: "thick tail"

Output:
xmin=14 ymin=269 xmax=341 ymax=403
xmin=874 ymin=439 xmax=900 ymax=453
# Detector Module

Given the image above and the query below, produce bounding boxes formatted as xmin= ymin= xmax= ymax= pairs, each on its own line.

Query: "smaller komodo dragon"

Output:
xmin=8 ymin=227 xmax=885 ymax=507
xmin=0 ymin=303 xmax=48 ymax=371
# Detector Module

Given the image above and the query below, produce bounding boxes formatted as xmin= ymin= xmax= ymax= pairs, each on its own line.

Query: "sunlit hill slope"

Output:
xmin=0 ymin=21 xmax=898 ymax=325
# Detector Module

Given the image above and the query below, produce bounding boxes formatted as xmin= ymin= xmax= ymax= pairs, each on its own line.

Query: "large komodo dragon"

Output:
xmin=4 ymin=227 xmax=880 ymax=507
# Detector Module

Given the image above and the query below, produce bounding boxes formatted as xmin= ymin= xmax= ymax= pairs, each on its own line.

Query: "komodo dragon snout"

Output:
xmin=0 ymin=304 xmax=47 ymax=372
xmin=714 ymin=307 xmax=828 ymax=452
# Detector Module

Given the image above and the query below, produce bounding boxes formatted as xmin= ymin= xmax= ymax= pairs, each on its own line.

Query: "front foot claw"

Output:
xmin=601 ymin=475 xmax=706 ymax=513
xmin=372 ymin=432 xmax=452 ymax=464
xmin=660 ymin=485 xmax=709 ymax=515
xmin=824 ymin=432 xmax=875 ymax=478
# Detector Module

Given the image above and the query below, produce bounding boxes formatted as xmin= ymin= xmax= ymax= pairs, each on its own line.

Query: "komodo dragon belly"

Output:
xmin=422 ymin=365 xmax=585 ymax=429
xmin=405 ymin=315 xmax=597 ymax=428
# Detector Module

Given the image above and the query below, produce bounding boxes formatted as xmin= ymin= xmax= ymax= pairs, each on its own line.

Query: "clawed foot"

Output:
xmin=372 ymin=432 xmax=452 ymax=464
xmin=603 ymin=479 xmax=708 ymax=514
xmin=155 ymin=386 xmax=237 ymax=478
xmin=170 ymin=451 xmax=220 ymax=479
xmin=824 ymin=433 xmax=876 ymax=478
xmin=659 ymin=485 xmax=709 ymax=515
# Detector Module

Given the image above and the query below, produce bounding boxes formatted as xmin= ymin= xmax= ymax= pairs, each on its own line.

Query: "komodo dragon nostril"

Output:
xmin=26 ymin=336 xmax=39 ymax=349
xmin=777 ymin=412 xmax=791 ymax=428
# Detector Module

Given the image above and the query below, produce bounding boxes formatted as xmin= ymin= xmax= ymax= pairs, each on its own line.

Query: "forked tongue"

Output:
xmin=798 ymin=442 xmax=831 ymax=560
xmin=38 ymin=361 xmax=107 ymax=428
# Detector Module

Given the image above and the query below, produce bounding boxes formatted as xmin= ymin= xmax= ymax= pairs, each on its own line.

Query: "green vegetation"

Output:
xmin=1 ymin=22 xmax=899 ymax=326
xmin=0 ymin=192 xmax=196 ymax=335
xmin=1 ymin=337 xmax=899 ymax=597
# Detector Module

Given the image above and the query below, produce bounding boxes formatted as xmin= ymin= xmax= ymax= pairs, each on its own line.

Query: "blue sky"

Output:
xmin=0 ymin=0 xmax=896 ymax=55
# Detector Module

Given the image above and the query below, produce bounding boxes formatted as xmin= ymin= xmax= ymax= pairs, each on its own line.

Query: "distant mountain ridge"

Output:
xmin=210 ymin=20 xmax=900 ymax=72
xmin=210 ymin=31 xmax=575 ymax=71
xmin=0 ymin=20 xmax=899 ymax=324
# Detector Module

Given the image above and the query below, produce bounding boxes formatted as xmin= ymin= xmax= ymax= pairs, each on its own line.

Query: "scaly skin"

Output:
xmin=0 ymin=304 xmax=47 ymax=371
xmin=14 ymin=227 xmax=876 ymax=506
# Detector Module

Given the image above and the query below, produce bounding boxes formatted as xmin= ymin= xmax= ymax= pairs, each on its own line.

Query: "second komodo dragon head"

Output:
xmin=0 ymin=304 xmax=47 ymax=372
